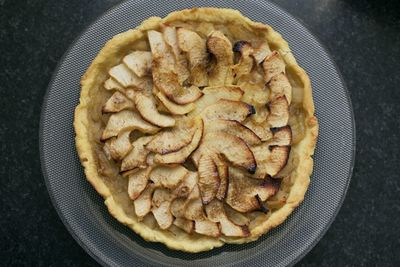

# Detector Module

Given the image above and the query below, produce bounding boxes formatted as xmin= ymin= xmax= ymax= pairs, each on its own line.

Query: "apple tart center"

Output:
xmin=100 ymin=24 xmax=292 ymax=237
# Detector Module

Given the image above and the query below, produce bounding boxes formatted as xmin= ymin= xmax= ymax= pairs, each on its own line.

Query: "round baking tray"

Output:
xmin=39 ymin=0 xmax=355 ymax=266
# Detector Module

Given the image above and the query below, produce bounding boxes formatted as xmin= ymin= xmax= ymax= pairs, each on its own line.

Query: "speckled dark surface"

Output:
xmin=1 ymin=0 xmax=399 ymax=266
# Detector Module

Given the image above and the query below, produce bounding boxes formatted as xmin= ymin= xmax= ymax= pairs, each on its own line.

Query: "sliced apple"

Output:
xmin=102 ymin=91 xmax=135 ymax=113
xmin=195 ymin=219 xmax=221 ymax=237
xmin=108 ymin=130 xmax=132 ymax=160
xmin=148 ymin=30 xmax=203 ymax=105
xmin=134 ymin=183 xmax=155 ymax=218
xmin=207 ymin=31 xmax=234 ymax=86
xmin=147 ymin=30 xmax=175 ymax=67
xmin=251 ymin=144 xmax=291 ymax=178
xmin=134 ymin=93 xmax=175 ymax=128
xmin=120 ymin=136 xmax=153 ymax=172
xmin=109 ymin=63 xmax=152 ymax=90
xmin=101 ymin=110 xmax=159 ymax=140
xmin=200 ymin=99 xmax=255 ymax=122
xmin=124 ymin=88 xmax=137 ymax=102
xmin=153 ymin=70 xmax=203 ymax=105
xmin=170 ymin=197 xmax=186 ymax=218
xmin=192 ymin=132 xmax=256 ymax=173
xmin=156 ymin=91 xmax=195 ymax=115
xmin=173 ymin=217 xmax=194 ymax=234
xmin=123 ymin=51 xmax=152 ymax=77
xmin=191 ymin=86 xmax=244 ymax=116
xmin=176 ymin=28 xmax=208 ymax=87
xmin=184 ymin=197 xmax=220 ymax=237
xmin=213 ymin=156 xmax=229 ymax=201
xmin=232 ymin=40 xmax=254 ymax=80
xmin=162 ymin=26 xmax=190 ymax=84
xmin=262 ymin=51 xmax=285 ymax=83
xmin=149 ymin=165 xmax=188 ymax=189
xmin=146 ymin=118 xmax=196 ymax=154
xmin=173 ymin=171 xmax=198 ymax=198
xmin=205 ymin=119 xmax=261 ymax=146
xmin=104 ymin=78 xmax=124 ymax=91
xmin=243 ymin=120 xmax=273 ymax=141
xmin=252 ymin=41 xmax=271 ymax=64
xmin=269 ymin=73 xmax=292 ymax=105
xmin=205 ymin=199 xmax=249 ymax=237
xmin=153 ymin=118 xmax=203 ymax=164
xmin=198 ymin=155 xmax=220 ymax=204
xmin=269 ymin=126 xmax=292 ymax=146
xmin=128 ymin=167 xmax=152 ymax=200
xmin=267 ymin=96 xmax=289 ymax=128
xmin=224 ymin=204 xmax=250 ymax=226
xmin=152 ymin=188 xmax=174 ymax=229
xmin=226 ymin=170 xmax=280 ymax=212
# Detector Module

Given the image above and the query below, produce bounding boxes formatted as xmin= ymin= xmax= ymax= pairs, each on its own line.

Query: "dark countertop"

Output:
xmin=1 ymin=0 xmax=399 ymax=266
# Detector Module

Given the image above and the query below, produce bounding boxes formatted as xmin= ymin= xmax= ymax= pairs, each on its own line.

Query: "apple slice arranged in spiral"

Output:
xmin=176 ymin=28 xmax=208 ymax=87
xmin=207 ymin=31 xmax=234 ymax=86
xmin=134 ymin=92 xmax=175 ymax=128
xmin=148 ymin=30 xmax=202 ymax=105
xmin=205 ymin=199 xmax=250 ymax=237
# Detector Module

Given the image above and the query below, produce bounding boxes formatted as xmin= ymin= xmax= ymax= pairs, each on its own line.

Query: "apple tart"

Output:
xmin=74 ymin=8 xmax=318 ymax=253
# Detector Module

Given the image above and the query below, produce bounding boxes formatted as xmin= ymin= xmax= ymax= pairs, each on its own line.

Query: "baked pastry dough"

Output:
xmin=74 ymin=8 xmax=318 ymax=253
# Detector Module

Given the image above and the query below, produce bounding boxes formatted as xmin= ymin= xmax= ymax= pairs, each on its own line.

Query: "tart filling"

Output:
xmin=75 ymin=8 xmax=318 ymax=253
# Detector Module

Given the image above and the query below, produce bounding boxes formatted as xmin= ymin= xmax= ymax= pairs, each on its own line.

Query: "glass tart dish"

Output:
xmin=74 ymin=7 xmax=318 ymax=253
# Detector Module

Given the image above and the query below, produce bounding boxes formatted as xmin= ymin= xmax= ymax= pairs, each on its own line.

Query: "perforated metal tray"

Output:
xmin=39 ymin=0 xmax=355 ymax=266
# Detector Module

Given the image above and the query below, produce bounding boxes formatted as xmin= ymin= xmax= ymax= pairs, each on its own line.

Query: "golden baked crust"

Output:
xmin=74 ymin=8 xmax=318 ymax=252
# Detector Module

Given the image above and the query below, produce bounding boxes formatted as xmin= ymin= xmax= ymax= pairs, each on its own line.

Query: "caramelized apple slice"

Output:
xmin=134 ymin=93 xmax=175 ymax=127
xmin=108 ymin=130 xmax=132 ymax=160
xmin=251 ymin=144 xmax=291 ymax=178
xmin=152 ymin=188 xmax=174 ymax=229
xmin=148 ymin=30 xmax=203 ymax=104
xmin=123 ymin=51 xmax=152 ymax=77
xmin=149 ymin=165 xmax=188 ymax=189
xmin=156 ymin=91 xmax=195 ymax=115
xmin=195 ymin=220 xmax=221 ymax=237
xmin=101 ymin=110 xmax=159 ymax=140
xmin=176 ymin=28 xmax=208 ymax=87
xmin=268 ymin=126 xmax=292 ymax=146
xmin=267 ymin=96 xmax=289 ymax=128
xmin=192 ymin=132 xmax=256 ymax=173
xmin=102 ymin=91 xmax=135 ymax=113
xmin=173 ymin=217 xmax=194 ymax=234
xmin=200 ymin=99 xmax=255 ymax=122
xmin=205 ymin=119 xmax=261 ymax=146
xmin=232 ymin=41 xmax=254 ymax=81
xmin=109 ymin=63 xmax=152 ymax=90
xmin=162 ymin=26 xmax=190 ymax=84
xmin=205 ymin=199 xmax=249 ymax=237
xmin=243 ymin=120 xmax=273 ymax=142
xmin=128 ymin=167 xmax=152 ymax=200
xmin=198 ymin=155 xmax=220 ymax=204
xmin=134 ymin=183 xmax=155 ymax=218
xmin=269 ymin=73 xmax=292 ymax=105
xmin=120 ymin=136 xmax=153 ymax=172
xmin=104 ymin=78 xmax=124 ymax=91
xmin=252 ymin=41 xmax=271 ymax=64
xmin=184 ymin=197 xmax=220 ymax=237
xmin=154 ymin=118 xmax=203 ymax=164
xmin=213 ymin=156 xmax=229 ymax=201
xmin=207 ymin=31 xmax=234 ymax=86
xmin=146 ymin=118 xmax=196 ymax=154
xmin=262 ymin=51 xmax=285 ymax=83
xmin=170 ymin=197 xmax=186 ymax=218
xmin=173 ymin=171 xmax=198 ymax=198
xmin=191 ymin=86 xmax=244 ymax=116
xmin=226 ymin=170 xmax=280 ymax=212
